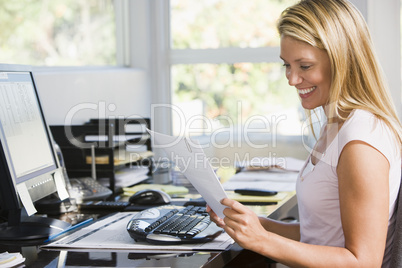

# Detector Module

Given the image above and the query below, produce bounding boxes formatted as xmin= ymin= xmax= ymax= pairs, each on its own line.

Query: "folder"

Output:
xmin=227 ymin=192 xmax=288 ymax=203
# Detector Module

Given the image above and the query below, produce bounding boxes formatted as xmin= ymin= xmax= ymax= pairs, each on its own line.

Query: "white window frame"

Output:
xmin=146 ymin=0 xmax=286 ymax=135
xmin=142 ymin=0 xmax=401 ymax=135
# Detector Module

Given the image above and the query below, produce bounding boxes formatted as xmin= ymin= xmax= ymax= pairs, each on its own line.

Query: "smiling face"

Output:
xmin=280 ymin=35 xmax=332 ymax=110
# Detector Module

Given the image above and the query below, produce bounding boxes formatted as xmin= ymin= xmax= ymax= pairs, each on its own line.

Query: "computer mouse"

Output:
xmin=128 ymin=189 xmax=171 ymax=205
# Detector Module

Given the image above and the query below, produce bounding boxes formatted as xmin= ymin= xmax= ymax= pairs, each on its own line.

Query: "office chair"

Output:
xmin=390 ymin=173 xmax=402 ymax=267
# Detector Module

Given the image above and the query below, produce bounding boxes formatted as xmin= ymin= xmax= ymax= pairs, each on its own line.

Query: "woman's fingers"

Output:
xmin=206 ymin=204 xmax=226 ymax=227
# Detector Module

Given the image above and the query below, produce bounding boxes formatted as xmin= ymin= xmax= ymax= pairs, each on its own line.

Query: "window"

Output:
xmin=0 ymin=0 xmax=116 ymax=66
xmin=171 ymin=63 xmax=301 ymax=136
xmin=169 ymin=0 xmax=302 ymax=138
xmin=171 ymin=0 xmax=285 ymax=49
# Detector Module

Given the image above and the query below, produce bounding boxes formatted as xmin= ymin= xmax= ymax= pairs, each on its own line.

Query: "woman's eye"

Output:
xmin=282 ymin=63 xmax=290 ymax=68
xmin=301 ymin=65 xmax=311 ymax=70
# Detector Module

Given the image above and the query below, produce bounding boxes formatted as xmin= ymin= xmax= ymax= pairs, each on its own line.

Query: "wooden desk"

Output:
xmin=0 ymin=192 xmax=297 ymax=268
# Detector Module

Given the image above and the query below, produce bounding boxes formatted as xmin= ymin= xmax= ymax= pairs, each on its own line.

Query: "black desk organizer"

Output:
xmin=50 ymin=118 xmax=153 ymax=193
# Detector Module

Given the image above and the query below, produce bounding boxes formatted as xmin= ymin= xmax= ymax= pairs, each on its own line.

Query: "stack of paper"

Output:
xmin=85 ymin=151 xmax=154 ymax=166
xmin=224 ymin=157 xmax=305 ymax=192
xmin=236 ymin=156 xmax=304 ymax=172
xmin=0 ymin=252 xmax=25 ymax=268
xmin=114 ymin=166 xmax=150 ymax=188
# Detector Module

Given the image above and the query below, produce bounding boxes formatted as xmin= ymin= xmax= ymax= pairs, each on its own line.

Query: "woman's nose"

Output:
xmin=286 ymin=69 xmax=302 ymax=86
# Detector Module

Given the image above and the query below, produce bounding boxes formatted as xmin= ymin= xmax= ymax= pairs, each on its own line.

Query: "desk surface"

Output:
xmin=0 ymin=193 xmax=297 ymax=268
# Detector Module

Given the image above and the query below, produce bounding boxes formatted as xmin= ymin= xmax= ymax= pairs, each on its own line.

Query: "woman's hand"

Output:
xmin=206 ymin=204 xmax=225 ymax=228
xmin=207 ymin=198 xmax=269 ymax=251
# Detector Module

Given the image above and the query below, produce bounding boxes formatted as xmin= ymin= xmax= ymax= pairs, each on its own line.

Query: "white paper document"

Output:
xmin=42 ymin=212 xmax=233 ymax=251
xmin=148 ymin=130 xmax=228 ymax=219
xmin=114 ymin=166 xmax=149 ymax=188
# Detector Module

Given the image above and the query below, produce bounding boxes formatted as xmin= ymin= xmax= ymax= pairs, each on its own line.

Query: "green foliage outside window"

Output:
xmin=171 ymin=0 xmax=296 ymax=49
xmin=0 ymin=0 xmax=116 ymax=66
xmin=172 ymin=63 xmax=299 ymax=127
xmin=170 ymin=0 xmax=301 ymax=134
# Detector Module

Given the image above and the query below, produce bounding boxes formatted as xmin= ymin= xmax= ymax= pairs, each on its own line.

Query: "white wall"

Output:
xmin=366 ymin=0 xmax=402 ymax=117
xmin=346 ymin=1 xmax=402 ymax=118
xmin=34 ymin=68 xmax=150 ymax=125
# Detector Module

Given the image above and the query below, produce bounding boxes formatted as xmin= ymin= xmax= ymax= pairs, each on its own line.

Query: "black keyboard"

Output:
xmin=126 ymin=205 xmax=223 ymax=245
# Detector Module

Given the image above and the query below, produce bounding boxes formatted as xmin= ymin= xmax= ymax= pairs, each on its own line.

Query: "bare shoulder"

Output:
xmin=338 ymin=140 xmax=389 ymax=178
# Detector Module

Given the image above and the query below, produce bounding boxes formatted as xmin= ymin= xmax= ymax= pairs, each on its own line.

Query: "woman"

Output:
xmin=207 ymin=0 xmax=402 ymax=267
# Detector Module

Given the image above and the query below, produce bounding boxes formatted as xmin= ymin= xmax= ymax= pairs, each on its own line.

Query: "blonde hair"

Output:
xmin=277 ymin=0 xmax=402 ymax=144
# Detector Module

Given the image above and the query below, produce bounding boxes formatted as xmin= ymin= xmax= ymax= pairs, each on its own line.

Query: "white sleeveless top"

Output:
xmin=296 ymin=109 xmax=401 ymax=267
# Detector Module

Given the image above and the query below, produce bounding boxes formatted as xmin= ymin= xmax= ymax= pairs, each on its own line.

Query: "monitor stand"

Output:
xmin=0 ymin=216 xmax=71 ymax=244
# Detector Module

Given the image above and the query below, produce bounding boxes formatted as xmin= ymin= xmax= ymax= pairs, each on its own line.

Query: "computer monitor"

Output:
xmin=0 ymin=64 xmax=70 ymax=243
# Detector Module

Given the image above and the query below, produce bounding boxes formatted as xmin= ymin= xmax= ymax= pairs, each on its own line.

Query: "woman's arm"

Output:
xmin=258 ymin=217 xmax=300 ymax=241
xmin=208 ymin=140 xmax=390 ymax=267
xmin=336 ymin=140 xmax=390 ymax=266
